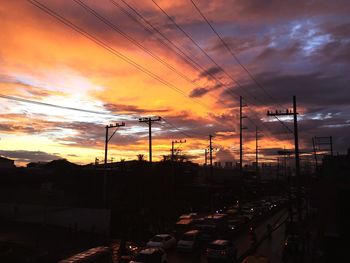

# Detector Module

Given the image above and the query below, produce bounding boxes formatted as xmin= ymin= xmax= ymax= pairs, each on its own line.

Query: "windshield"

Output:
xmin=151 ymin=236 xmax=163 ymax=242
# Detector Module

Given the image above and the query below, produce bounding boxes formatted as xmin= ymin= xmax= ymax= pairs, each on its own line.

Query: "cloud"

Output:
xmin=0 ymin=150 xmax=61 ymax=163
xmin=104 ymin=103 xmax=170 ymax=115
xmin=1 ymin=0 xmax=350 ymax=165
xmin=189 ymin=87 xmax=210 ymax=98
xmin=199 ymin=66 xmax=223 ymax=79
xmin=189 ymin=83 xmax=223 ymax=98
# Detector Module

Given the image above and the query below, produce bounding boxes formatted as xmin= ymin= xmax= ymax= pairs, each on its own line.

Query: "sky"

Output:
xmin=0 ymin=0 xmax=350 ymax=166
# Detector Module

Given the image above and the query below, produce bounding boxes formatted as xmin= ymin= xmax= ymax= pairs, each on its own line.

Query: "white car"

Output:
xmin=131 ymin=247 xmax=167 ymax=263
xmin=146 ymin=234 xmax=176 ymax=249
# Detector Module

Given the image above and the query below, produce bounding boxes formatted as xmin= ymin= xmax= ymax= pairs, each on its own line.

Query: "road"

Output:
xmin=254 ymin=213 xmax=287 ymax=263
xmin=166 ymin=209 xmax=288 ymax=263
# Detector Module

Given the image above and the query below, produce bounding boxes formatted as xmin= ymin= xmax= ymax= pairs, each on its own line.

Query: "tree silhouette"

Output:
xmin=137 ymin=154 xmax=145 ymax=161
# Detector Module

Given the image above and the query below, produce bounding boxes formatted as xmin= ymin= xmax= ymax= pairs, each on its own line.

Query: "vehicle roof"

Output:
xmin=211 ymin=239 xmax=230 ymax=246
xmin=176 ymin=218 xmax=192 ymax=225
xmin=139 ymin=247 xmax=163 ymax=255
xmin=206 ymin=213 xmax=227 ymax=219
xmin=184 ymin=230 xmax=200 ymax=235
xmin=154 ymin=234 xmax=171 ymax=238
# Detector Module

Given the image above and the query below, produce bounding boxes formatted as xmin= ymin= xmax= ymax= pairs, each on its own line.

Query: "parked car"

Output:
xmin=177 ymin=230 xmax=201 ymax=251
xmin=240 ymin=208 xmax=255 ymax=221
xmin=146 ymin=234 xmax=176 ymax=249
xmin=206 ymin=239 xmax=237 ymax=262
xmin=131 ymin=247 xmax=167 ymax=263
xmin=197 ymin=224 xmax=218 ymax=243
xmin=228 ymin=217 xmax=246 ymax=232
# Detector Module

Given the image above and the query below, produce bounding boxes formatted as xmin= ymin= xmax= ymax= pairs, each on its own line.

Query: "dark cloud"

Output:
xmin=104 ymin=103 xmax=170 ymax=115
xmin=0 ymin=150 xmax=61 ymax=163
xmin=257 ymin=42 xmax=302 ymax=60
xmin=189 ymin=87 xmax=210 ymax=98
xmin=209 ymin=35 xmax=272 ymax=55
xmin=189 ymin=83 xmax=223 ymax=98
xmin=222 ymin=72 xmax=350 ymax=108
xmin=199 ymin=66 xmax=223 ymax=79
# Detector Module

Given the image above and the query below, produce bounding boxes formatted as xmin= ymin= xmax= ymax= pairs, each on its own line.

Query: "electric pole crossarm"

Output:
xmin=171 ymin=139 xmax=186 ymax=161
xmin=139 ymin=116 xmax=162 ymax=163
xmin=107 ymin=122 xmax=126 ymax=142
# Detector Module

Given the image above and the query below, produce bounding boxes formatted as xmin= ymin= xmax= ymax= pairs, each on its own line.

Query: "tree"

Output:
xmin=137 ymin=154 xmax=145 ymax=161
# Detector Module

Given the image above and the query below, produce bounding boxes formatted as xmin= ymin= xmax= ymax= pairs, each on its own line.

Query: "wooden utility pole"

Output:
xmin=255 ymin=126 xmax=259 ymax=181
xmin=209 ymin=135 xmax=214 ymax=177
xmin=267 ymin=96 xmax=301 ymax=221
xmin=239 ymin=96 xmax=247 ymax=178
xmin=171 ymin=140 xmax=186 ymax=161
xmin=104 ymin=122 xmax=125 ymax=204
xmin=204 ymin=148 xmax=208 ymax=166
xmin=139 ymin=116 xmax=161 ymax=163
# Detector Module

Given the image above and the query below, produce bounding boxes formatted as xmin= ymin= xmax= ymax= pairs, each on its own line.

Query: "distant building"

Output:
xmin=214 ymin=162 xmax=221 ymax=167
xmin=0 ymin=156 xmax=15 ymax=168
xmin=224 ymin=162 xmax=233 ymax=169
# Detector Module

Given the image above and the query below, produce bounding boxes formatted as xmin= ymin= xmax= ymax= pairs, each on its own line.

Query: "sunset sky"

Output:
xmin=1 ymin=0 xmax=350 ymax=166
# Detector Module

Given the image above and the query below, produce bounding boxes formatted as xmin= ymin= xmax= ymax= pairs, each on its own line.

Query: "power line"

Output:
xmin=27 ymin=0 xmax=209 ymax=110
xmin=0 ymin=94 xmax=136 ymax=120
xmin=189 ymin=0 xmax=294 ymax=135
xmin=113 ymin=0 xmax=217 ymax=85
xmin=74 ymin=0 xmax=196 ymax=86
xmin=27 ymin=0 xmax=291 ymax=163
xmin=116 ymin=0 xmax=281 ymax=138
xmin=32 ymin=0 xmax=251 ymax=139
xmin=189 ymin=0 xmax=274 ymax=101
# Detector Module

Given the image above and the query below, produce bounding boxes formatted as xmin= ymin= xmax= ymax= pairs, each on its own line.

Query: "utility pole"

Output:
xmin=312 ymin=137 xmax=318 ymax=172
xmin=104 ymin=122 xmax=125 ymax=204
xmin=267 ymin=95 xmax=301 ymax=222
xmin=204 ymin=148 xmax=208 ymax=166
xmin=171 ymin=140 xmax=186 ymax=161
xmin=239 ymin=96 xmax=247 ymax=178
xmin=330 ymin=136 xmax=333 ymax=156
xmin=139 ymin=116 xmax=161 ymax=163
xmin=209 ymin=135 xmax=214 ymax=177
xmin=255 ymin=126 xmax=259 ymax=181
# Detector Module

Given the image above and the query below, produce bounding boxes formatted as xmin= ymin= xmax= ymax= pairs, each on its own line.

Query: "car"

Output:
xmin=226 ymin=207 xmax=238 ymax=217
xmin=177 ymin=230 xmax=201 ymax=251
xmin=146 ymin=234 xmax=176 ymax=249
xmin=131 ymin=247 xmax=167 ymax=263
xmin=206 ymin=239 xmax=237 ymax=262
xmin=178 ymin=213 xmax=198 ymax=220
xmin=240 ymin=208 xmax=255 ymax=221
xmin=197 ymin=224 xmax=218 ymax=243
xmin=228 ymin=217 xmax=246 ymax=232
